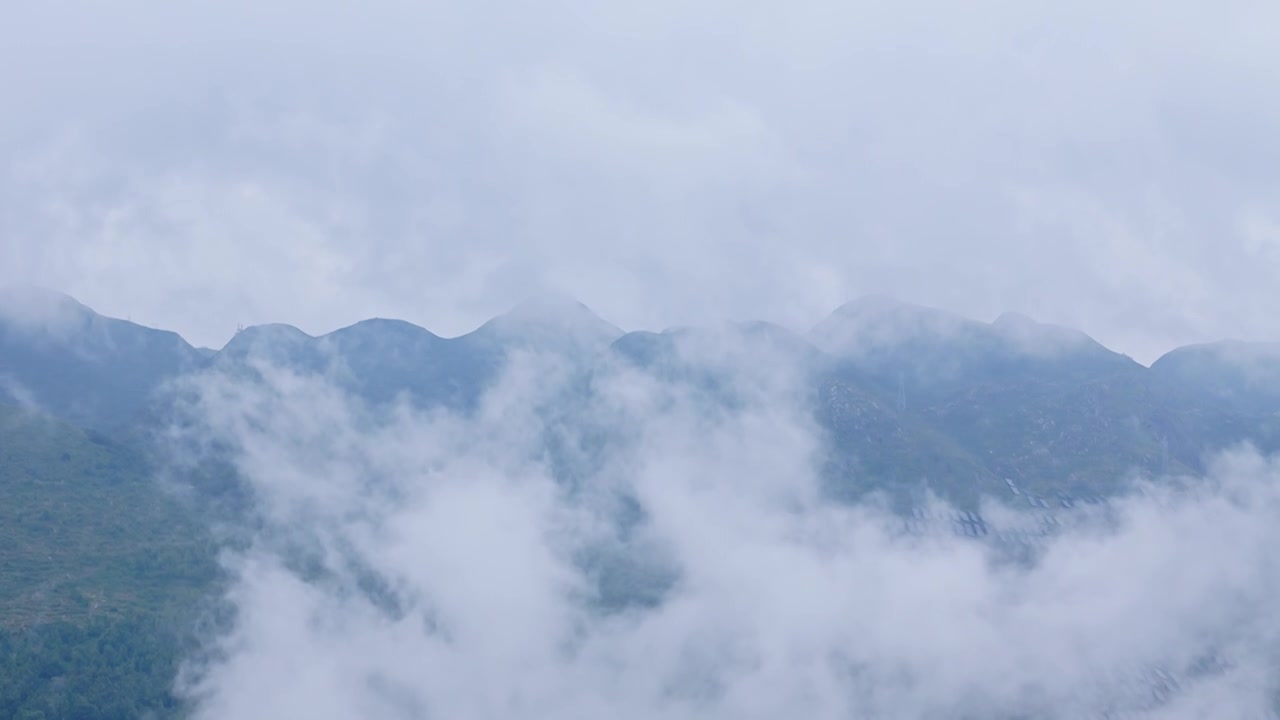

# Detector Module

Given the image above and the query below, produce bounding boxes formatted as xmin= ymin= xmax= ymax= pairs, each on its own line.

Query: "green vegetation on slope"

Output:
xmin=0 ymin=616 xmax=191 ymax=720
xmin=0 ymin=403 xmax=219 ymax=718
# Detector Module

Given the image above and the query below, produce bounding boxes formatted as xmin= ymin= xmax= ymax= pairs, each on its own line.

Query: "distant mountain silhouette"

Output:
xmin=1151 ymin=340 xmax=1280 ymax=415
xmin=0 ymin=288 xmax=627 ymax=425
xmin=210 ymin=295 xmax=625 ymax=410
xmin=3 ymin=286 xmax=1279 ymax=506
xmin=0 ymin=287 xmax=203 ymax=429
xmin=4 ymin=288 xmax=1277 ymax=720
xmin=809 ymin=296 xmax=1140 ymax=392
xmin=464 ymin=293 xmax=623 ymax=354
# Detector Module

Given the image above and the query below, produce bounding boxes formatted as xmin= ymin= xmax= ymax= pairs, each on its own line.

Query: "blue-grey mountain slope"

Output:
xmin=6 ymin=286 xmax=1280 ymax=717
xmin=3 ymin=284 xmax=1278 ymax=508
xmin=1151 ymin=340 xmax=1280 ymax=415
xmin=210 ymin=294 xmax=624 ymax=410
xmin=809 ymin=297 xmax=1194 ymax=501
xmin=0 ymin=287 xmax=203 ymax=430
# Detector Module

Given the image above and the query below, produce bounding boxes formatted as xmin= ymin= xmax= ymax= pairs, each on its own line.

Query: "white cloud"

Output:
xmin=172 ymin=346 xmax=1280 ymax=719
xmin=2 ymin=1 xmax=1279 ymax=358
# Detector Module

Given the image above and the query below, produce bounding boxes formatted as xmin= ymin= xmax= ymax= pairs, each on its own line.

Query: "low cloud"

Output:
xmin=171 ymin=345 xmax=1280 ymax=719
xmin=0 ymin=373 xmax=41 ymax=412
xmin=4 ymin=2 xmax=1280 ymax=358
xmin=0 ymin=285 xmax=95 ymax=344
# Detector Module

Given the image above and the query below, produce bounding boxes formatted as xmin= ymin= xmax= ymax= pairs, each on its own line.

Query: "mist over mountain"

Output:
xmin=4 ymin=286 xmax=1279 ymax=503
xmin=0 ymin=286 xmax=204 ymax=429
xmin=6 ymin=0 xmax=1280 ymax=714
xmin=1151 ymin=341 xmax=1280 ymax=415
xmin=5 ymin=286 xmax=1280 ymax=718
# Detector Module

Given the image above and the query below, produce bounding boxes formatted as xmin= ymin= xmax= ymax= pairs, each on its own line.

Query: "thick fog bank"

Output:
xmin=169 ymin=350 xmax=1280 ymax=719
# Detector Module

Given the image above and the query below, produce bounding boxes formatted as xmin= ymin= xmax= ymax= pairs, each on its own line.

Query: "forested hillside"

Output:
xmin=0 ymin=403 xmax=218 ymax=718
xmin=3 ymin=289 xmax=1280 ymax=717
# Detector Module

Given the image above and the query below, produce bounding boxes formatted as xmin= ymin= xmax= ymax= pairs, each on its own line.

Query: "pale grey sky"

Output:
xmin=2 ymin=1 xmax=1278 ymax=362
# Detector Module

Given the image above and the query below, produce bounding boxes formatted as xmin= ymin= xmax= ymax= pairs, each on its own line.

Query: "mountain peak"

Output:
xmin=991 ymin=312 xmax=1098 ymax=356
xmin=1152 ymin=340 xmax=1280 ymax=379
xmin=469 ymin=294 xmax=623 ymax=354
xmin=811 ymin=296 xmax=979 ymax=356
xmin=0 ymin=284 xmax=85 ymax=306
xmin=497 ymin=292 xmax=610 ymax=325
xmin=992 ymin=311 xmax=1035 ymax=327
xmin=0 ymin=285 xmax=95 ymax=337
xmin=327 ymin=317 xmax=441 ymax=341
xmin=225 ymin=323 xmax=313 ymax=342
xmin=828 ymin=294 xmax=955 ymax=321
xmin=218 ymin=323 xmax=316 ymax=360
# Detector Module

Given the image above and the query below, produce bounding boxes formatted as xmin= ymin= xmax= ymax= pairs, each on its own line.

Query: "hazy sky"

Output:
xmin=2 ymin=1 xmax=1278 ymax=361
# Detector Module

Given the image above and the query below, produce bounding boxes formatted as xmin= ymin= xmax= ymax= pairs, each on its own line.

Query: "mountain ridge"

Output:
xmin=9 ymin=285 xmax=1274 ymax=365
xmin=4 ymin=286 xmax=1279 ymax=503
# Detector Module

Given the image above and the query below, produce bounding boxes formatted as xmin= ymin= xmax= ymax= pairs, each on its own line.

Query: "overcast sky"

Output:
xmin=2 ymin=1 xmax=1278 ymax=361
